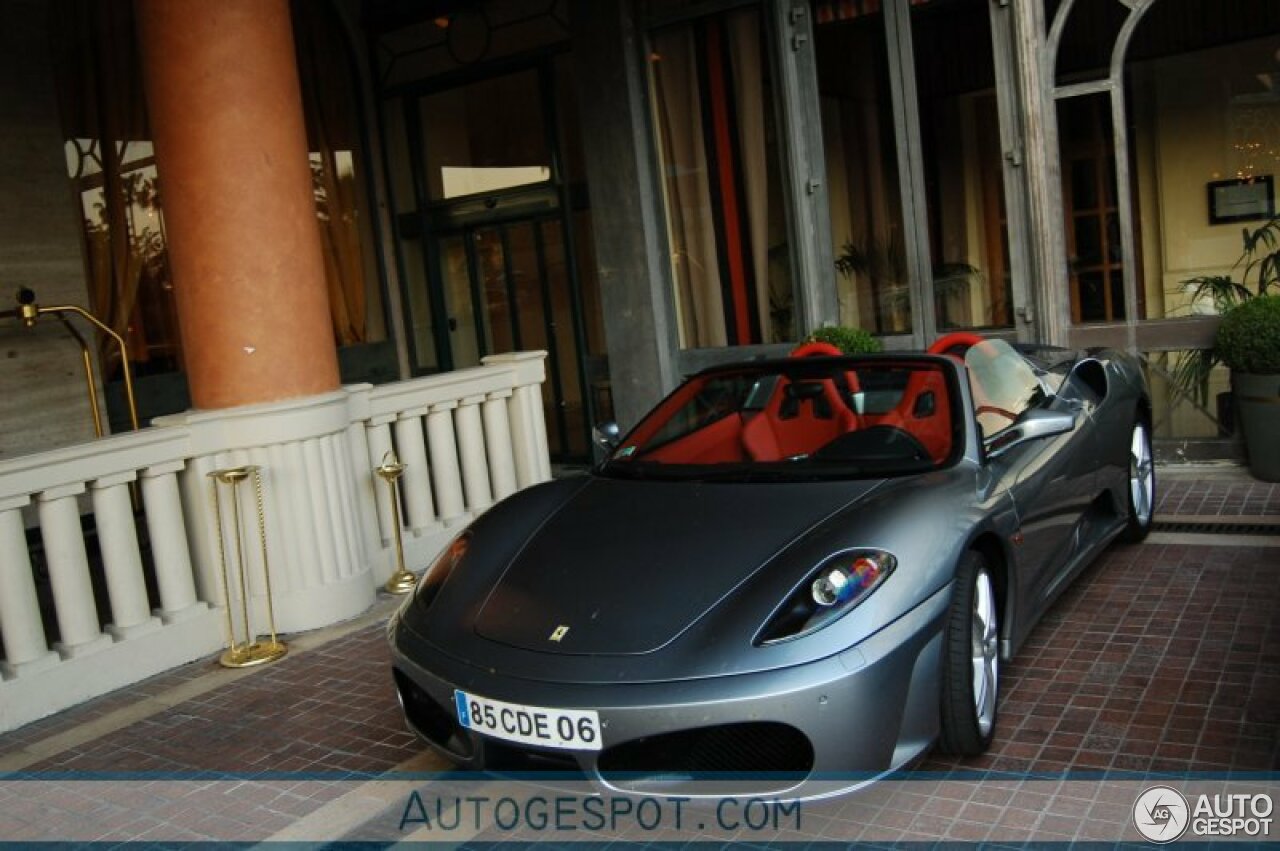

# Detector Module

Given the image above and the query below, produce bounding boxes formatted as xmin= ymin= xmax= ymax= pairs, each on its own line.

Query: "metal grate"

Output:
xmin=1152 ymin=521 xmax=1279 ymax=536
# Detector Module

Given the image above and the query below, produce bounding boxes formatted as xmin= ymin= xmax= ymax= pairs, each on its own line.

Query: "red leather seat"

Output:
xmin=862 ymin=369 xmax=953 ymax=462
xmin=741 ymin=377 xmax=856 ymax=461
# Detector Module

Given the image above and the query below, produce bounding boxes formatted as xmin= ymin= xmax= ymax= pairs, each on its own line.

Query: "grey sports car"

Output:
xmin=388 ymin=334 xmax=1155 ymax=797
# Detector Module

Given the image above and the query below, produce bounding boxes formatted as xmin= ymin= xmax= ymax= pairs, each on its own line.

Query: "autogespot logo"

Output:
xmin=1134 ymin=786 xmax=1190 ymax=843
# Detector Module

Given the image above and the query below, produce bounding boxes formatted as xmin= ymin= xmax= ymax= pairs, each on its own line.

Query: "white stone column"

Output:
xmin=528 ymin=385 xmax=553 ymax=482
xmin=427 ymin=401 xmax=466 ymax=526
xmin=140 ymin=462 xmax=206 ymax=623
xmin=393 ymin=411 xmax=437 ymax=533
xmin=482 ymin=351 xmax=550 ymax=488
xmin=507 ymin=386 xmax=538 ymax=490
xmin=38 ymin=485 xmax=111 ymax=658
xmin=483 ymin=389 xmax=518 ymax=502
xmin=455 ymin=394 xmax=492 ymax=513
xmin=91 ymin=474 xmax=162 ymax=640
xmin=0 ymin=498 xmax=59 ymax=677
xmin=365 ymin=416 xmax=396 ymax=549
xmin=342 ymin=386 xmax=383 ymax=573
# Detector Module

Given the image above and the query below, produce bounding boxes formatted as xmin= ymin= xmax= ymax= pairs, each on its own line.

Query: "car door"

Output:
xmin=967 ymin=342 xmax=1099 ymax=609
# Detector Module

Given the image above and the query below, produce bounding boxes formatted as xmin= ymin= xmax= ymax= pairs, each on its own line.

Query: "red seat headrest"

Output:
xmin=790 ymin=341 xmax=844 ymax=358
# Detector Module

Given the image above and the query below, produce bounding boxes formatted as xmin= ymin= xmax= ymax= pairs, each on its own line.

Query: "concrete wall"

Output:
xmin=0 ymin=0 xmax=100 ymax=459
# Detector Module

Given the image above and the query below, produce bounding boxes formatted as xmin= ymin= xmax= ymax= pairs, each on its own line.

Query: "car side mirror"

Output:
xmin=592 ymin=421 xmax=621 ymax=457
xmin=984 ymin=408 xmax=1076 ymax=460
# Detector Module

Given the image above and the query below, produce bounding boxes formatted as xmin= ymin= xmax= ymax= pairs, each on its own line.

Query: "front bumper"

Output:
xmin=389 ymin=583 xmax=950 ymax=798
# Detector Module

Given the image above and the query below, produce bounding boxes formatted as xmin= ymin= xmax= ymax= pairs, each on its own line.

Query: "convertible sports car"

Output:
xmin=388 ymin=333 xmax=1155 ymax=797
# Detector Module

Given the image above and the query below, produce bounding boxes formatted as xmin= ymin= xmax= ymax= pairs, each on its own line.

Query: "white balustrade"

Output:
xmin=91 ymin=474 xmax=161 ymax=640
xmin=483 ymin=389 xmax=518 ymax=501
xmin=0 ymin=499 xmax=58 ymax=677
xmin=140 ymin=463 xmax=204 ymax=623
xmin=393 ymin=412 xmax=437 ymax=534
xmin=38 ymin=486 xmax=111 ymax=658
xmin=455 ymin=394 xmax=492 ymax=513
xmin=427 ymin=402 xmax=467 ymax=525
xmin=0 ymin=349 xmax=551 ymax=732
xmin=364 ymin=416 xmax=397 ymax=549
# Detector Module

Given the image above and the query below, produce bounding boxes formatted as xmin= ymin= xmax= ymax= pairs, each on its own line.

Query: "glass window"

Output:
xmin=648 ymin=5 xmax=794 ymax=348
xmin=1122 ymin=3 xmax=1280 ymax=439
xmin=1057 ymin=94 xmax=1126 ymax=323
xmin=813 ymin=5 xmax=911 ymax=335
xmin=419 ymin=70 xmax=551 ymax=201
xmin=910 ymin=0 xmax=1014 ymax=331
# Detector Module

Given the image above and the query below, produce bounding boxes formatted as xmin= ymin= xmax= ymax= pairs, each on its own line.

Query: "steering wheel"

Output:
xmin=974 ymin=404 xmax=1018 ymax=422
xmin=817 ymin=424 xmax=930 ymax=463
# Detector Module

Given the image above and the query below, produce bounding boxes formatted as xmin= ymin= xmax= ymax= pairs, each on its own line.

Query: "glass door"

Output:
xmin=384 ymin=58 xmax=607 ymax=463
xmin=435 ymin=216 xmax=592 ymax=461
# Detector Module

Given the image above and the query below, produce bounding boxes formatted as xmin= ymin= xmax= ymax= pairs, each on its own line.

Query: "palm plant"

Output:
xmin=1171 ymin=216 xmax=1280 ymax=405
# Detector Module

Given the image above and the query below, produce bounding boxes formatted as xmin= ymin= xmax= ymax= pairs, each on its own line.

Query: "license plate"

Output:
xmin=454 ymin=690 xmax=602 ymax=751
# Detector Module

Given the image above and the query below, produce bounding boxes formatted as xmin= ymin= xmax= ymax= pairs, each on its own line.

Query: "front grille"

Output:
xmin=598 ymin=722 xmax=813 ymax=782
xmin=483 ymin=740 xmax=585 ymax=776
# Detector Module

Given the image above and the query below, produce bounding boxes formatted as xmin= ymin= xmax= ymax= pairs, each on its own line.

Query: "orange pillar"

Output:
xmin=135 ymin=0 xmax=339 ymax=410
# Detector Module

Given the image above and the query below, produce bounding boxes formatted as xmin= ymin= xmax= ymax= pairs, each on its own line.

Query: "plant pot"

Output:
xmin=1233 ymin=372 xmax=1280 ymax=482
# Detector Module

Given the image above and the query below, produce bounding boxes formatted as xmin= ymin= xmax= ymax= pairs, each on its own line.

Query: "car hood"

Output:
xmin=472 ymin=476 xmax=884 ymax=655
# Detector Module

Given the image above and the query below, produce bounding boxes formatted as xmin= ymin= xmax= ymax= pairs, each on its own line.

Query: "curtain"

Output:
xmin=651 ymin=25 xmax=726 ymax=347
xmin=51 ymin=0 xmax=163 ymax=372
xmin=727 ymin=10 xmax=770 ymax=342
xmin=650 ymin=9 xmax=776 ymax=348
xmin=294 ymin=8 xmax=370 ymax=347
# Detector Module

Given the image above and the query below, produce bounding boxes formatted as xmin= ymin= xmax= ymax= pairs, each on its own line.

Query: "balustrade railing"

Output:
xmin=0 ymin=351 xmax=550 ymax=732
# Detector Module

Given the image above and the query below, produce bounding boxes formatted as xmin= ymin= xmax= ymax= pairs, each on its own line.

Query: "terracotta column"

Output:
xmin=135 ymin=0 xmax=339 ymax=409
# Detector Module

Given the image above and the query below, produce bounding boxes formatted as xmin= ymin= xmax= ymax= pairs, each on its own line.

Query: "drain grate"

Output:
xmin=1153 ymin=521 xmax=1279 ymax=536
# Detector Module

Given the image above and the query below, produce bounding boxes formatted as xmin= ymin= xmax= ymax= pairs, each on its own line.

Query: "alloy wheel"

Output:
xmin=970 ymin=568 xmax=998 ymax=737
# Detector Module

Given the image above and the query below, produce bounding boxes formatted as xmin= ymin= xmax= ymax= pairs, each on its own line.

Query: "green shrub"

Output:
xmin=805 ymin=325 xmax=882 ymax=354
xmin=1216 ymin=294 xmax=1280 ymax=374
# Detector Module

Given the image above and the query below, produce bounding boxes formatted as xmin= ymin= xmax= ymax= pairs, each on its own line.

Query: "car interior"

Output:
xmin=618 ymin=336 xmax=986 ymax=468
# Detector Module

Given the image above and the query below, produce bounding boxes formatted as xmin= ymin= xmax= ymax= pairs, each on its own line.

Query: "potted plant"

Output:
xmin=1215 ymin=294 xmax=1280 ymax=481
xmin=804 ymin=324 xmax=883 ymax=355
xmin=1172 ymin=216 xmax=1280 ymax=444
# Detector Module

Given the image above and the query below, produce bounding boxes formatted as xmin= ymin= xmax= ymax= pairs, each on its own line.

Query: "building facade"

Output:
xmin=3 ymin=0 xmax=1278 ymax=462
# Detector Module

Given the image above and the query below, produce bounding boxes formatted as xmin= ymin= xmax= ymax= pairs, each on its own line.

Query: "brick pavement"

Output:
xmin=0 ymin=467 xmax=1276 ymax=843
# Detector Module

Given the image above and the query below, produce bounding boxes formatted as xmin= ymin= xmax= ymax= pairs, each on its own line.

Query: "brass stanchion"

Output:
xmin=377 ymin=451 xmax=417 ymax=595
xmin=209 ymin=465 xmax=287 ymax=668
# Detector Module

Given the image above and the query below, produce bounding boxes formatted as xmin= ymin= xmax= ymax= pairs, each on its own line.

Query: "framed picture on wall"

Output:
xmin=1207 ymin=176 xmax=1274 ymax=225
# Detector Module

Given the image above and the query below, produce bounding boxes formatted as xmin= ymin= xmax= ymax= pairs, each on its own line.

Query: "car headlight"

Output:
xmin=411 ymin=533 xmax=469 ymax=612
xmin=756 ymin=550 xmax=896 ymax=644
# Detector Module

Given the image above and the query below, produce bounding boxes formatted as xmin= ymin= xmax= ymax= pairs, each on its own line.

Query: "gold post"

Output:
xmin=209 ymin=465 xmax=287 ymax=668
xmin=38 ymin=303 xmax=140 ymax=432
xmin=7 ymin=289 xmax=140 ymax=436
xmin=54 ymin=316 xmax=104 ymax=438
xmin=377 ymin=450 xmax=417 ymax=595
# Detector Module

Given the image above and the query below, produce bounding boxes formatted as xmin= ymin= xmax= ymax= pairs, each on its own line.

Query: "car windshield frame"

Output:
xmin=598 ymin=355 xmax=965 ymax=483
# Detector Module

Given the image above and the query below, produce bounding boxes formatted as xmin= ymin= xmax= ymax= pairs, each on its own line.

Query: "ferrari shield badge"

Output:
xmin=549 ymin=625 xmax=570 ymax=642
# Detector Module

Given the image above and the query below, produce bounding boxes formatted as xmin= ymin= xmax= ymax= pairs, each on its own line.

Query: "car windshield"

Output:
xmin=599 ymin=357 xmax=960 ymax=482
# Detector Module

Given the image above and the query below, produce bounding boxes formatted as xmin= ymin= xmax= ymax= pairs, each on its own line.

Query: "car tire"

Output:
xmin=938 ymin=551 xmax=998 ymax=756
xmin=1119 ymin=416 xmax=1155 ymax=543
